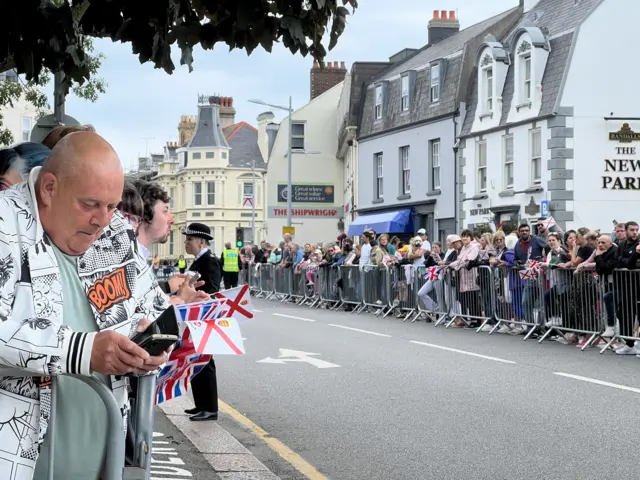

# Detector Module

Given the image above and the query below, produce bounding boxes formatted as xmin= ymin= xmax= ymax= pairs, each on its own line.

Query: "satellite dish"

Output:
xmin=30 ymin=113 xmax=82 ymax=143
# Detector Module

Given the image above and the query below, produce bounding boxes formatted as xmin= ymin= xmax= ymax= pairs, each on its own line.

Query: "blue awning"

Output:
xmin=347 ymin=209 xmax=413 ymax=236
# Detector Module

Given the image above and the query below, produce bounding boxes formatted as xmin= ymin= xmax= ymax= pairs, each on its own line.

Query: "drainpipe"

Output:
xmin=452 ymin=109 xmax=460 ymax=233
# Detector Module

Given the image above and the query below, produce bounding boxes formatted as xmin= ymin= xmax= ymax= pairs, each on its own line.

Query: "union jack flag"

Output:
xmin=174 ymin=299 xmax=229 ymax=323
xmin=423 ymin=266 xmax=441 ymax=281
xmin=519 ymin=269 xmax=536 ymax=280
xmin=155 ymin=328 xmax=211 ymax=405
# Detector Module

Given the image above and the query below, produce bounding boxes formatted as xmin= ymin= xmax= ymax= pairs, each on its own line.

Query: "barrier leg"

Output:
xmin=75 ymin=376 xmax=126 ymax=480
xmin=46 ymin=378 xmax=58 ymax=480
xmin=133 ymin=375 xmax=156 ymax=472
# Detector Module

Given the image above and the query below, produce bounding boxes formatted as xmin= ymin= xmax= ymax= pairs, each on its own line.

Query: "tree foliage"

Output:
xmin=0 ymin=0 xmax=358 ymax=84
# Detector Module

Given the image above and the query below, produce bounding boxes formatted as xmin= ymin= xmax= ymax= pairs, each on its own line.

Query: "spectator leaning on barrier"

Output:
xmin=612 ymin=220 xmax=627 ymax=246
xmin=416 ymin=228 xmax=431 ymax=251
xmin=360 ymin=232 xmax=373 ymax=268
xmin=594 ymin=235 xmax=619 ymax=338
xmin=0 ymin=132 xmax=167 ymax=480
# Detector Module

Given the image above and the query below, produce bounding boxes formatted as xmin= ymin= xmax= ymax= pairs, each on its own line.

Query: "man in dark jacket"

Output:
xmin=183 ymin=222 xmax=222 ymax=420
xmin=613 ymin=221 xmax=640 ymax=354
xmin=514 ymin=223 xmax=548 ymax=327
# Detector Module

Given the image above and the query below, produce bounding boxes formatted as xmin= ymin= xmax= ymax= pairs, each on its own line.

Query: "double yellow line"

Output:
xmin=219 ymin=400 xmax=328 ymax=480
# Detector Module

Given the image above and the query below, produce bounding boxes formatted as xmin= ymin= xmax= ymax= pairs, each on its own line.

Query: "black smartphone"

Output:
xmin=134 ymin=333 xmax=179 ymax=356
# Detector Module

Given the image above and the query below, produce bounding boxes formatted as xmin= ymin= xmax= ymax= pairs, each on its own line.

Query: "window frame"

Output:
xmin=503 ymin=134 xmax=514 ymax=190
xmin=206 ymin=181 xmax=215 ymax=206
xmin=400 ymin=146 xmax=410 ymax=195
xmin=169 ymin=231 xmax=174 ymax=256
xmin=430 ymin=64 xmax=440 ymax=103
xmin=374 ymin=152 xmax=383 ymax=199
xmin=523 ymin=54 xmax=532 ymax=102
xmin=169 ymin=187 xmax=175 ymax=209
xmin=401 ymin=75 xmax=409 ymax=112
xmin=192 ymin=152 xmax=202 ymax=160
xmin=291 ymin=122 xmax=305 ymax=151
xmin=205 ymin=151 xmax=215 ymax=159
xmin=431 ymin=140 xmax=441 ymax=190
xmin=477 ymin=141 xmax=488 ymax=193
xmin=243 ymin=182 xmax=254 ymax=200
xmin=21 ymin=117 xmax=32 ymax=142
xmin=485 ymin=68 xmax=493 ymax=112
xmin=374 ymin=84 xmax=383 ymax=120
xmin=530 ymin=128 xmax=542 ymax=186
xmin=193 ymin=182 xmax=203 ymax=206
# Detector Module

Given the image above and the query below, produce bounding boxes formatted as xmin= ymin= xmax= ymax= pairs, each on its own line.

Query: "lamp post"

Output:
xmin=248 ymin=97 xmax=294 ymax=228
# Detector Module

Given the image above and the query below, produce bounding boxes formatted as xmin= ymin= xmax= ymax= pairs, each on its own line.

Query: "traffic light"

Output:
xmin=235 ymin=228 xmax=244 ymax=248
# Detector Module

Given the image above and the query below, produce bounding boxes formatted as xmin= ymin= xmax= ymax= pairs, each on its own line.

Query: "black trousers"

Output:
xmin=223 ymin=271 xmax=239 ymax=289
xmin=191 ymin=358 xmax=219 ymax=412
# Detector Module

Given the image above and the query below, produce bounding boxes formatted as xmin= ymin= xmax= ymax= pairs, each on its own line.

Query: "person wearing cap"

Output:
xmin=417 ymin=228 xmax=432 ymax=251
xmin=183 ymin=222 xmax=221 ymax=421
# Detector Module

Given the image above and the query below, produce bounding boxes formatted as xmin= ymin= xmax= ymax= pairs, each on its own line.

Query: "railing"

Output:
xmin=0 ymin=369 xmax=157 ymax=480
xmin=243 ymin=263 xmax=640 ymax=353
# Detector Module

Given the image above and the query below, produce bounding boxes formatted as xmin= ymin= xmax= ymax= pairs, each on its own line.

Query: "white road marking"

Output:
xmin=272 ymin=313 xmax=316 ymax=322
xmin=328 ymin=324 xmax=391 ymax=338
xmin=553 ymin=372 xmax=640 ymax=394
xmin=151 ymin=432 xmax=193 ymax=478
xmin=253 ymin=309 xmax=263 ymax=313
xmin=257 ymin=348 xmax=341 ymax=368
xmin=409 ymin=341 xmax=516 ymax=364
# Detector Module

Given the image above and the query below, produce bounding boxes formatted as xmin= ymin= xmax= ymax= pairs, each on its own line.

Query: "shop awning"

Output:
xmin=347 ymin=209 xmax=413 ymax=236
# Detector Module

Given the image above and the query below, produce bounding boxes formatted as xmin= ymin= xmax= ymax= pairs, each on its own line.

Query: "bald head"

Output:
xmin=597 ymin=235 xmax=612 ymax=251
xmin=41 ymin=131 xmax=122 ymax=184
xmin=37 ymin=131 xmax=125 ymax=255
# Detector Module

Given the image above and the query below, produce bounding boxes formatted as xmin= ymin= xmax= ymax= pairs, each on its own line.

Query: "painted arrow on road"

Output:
xmin=257 ymin=348 xmax=341 ymax=369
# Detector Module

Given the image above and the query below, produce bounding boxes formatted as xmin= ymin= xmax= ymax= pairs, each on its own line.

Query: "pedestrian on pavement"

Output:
xmin=0 ymin=131 xmax=168 ymax=480
xmin=177 ymin=255 xmax=188 ymax=273
xmin=183 ymin=222 xmax=222 ymax=421
xmin=222 ymin=241 xmax=241 ymax=289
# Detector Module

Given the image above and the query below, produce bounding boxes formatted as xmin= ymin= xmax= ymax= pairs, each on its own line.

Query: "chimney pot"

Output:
xmin=327 ymin=62 xmax=332 ymax=69
xmin=229 ymin=97 xmax=233 ymax=107
xmin=449 ymin=10 xmax=456 ymax=20
xmin=433 ymin=9 xmax=439 ymax=19
xmin=441 ymin=10 xmax=447 ymax=19
xmin=313 ymin=60 xmax=319 ymax=69
xmin=333 ymin=61 xmax=338 ymax=68
xmin=340 ymin=61 xmax=346 ymax=69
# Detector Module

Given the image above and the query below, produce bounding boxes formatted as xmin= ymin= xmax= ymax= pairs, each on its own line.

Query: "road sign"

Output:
xmin=282 ymin=226 xmax=295 ymax=236
xmin=242 ymin=196 xmax=254 ymax=208
xmin=541 ymin=200 xmax=549 ymax=217
xmin=256 ymin=349 xmax=341 ymax=369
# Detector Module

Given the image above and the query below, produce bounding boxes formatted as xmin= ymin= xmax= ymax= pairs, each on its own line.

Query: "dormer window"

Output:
xmin=485 ymin=68 xmax=493 ymax=112
xmin=430 ymin=64 xmax=440 ymax=102
xmin=401 ymin=75 xmax=409 ymax=111
xmin=374 ymin=84 xmax=383 ymax=120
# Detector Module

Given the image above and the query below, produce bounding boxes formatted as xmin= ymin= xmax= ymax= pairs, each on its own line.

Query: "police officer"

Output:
xmin=183 ymin=222 xmax=222 ymax=421
xmin=222 ymin=241 xmax=241 ymax=289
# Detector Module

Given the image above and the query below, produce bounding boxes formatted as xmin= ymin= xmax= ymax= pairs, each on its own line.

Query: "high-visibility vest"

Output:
xmin=222 ymin=249 xmax=240 ymax=272
xmin=177 ymin=259 xmax=187 ymax=269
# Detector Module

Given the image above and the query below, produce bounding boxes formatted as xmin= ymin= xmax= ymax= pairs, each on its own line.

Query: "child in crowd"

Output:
xmin=306 ymin=249 xmax=322 ymax=285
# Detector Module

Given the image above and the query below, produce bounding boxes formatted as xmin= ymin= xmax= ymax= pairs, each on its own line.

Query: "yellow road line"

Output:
xmin=219 ymin=400 xmax=328 ymax=480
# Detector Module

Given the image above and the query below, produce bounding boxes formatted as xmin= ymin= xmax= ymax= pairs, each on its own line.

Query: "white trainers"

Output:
xmin=601 ymin=326 xmax=615 ymax=337
xmin=615 ymin=344 xmax=639 ymax=355
xmin=497 ymin=325 xmax=512 ymax=334
xmin=479 ymin=324 xmax=494 ymax=333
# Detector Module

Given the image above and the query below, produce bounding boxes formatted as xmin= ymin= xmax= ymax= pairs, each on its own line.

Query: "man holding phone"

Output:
xmin=183 ymin=223 xmax=222 ymax=421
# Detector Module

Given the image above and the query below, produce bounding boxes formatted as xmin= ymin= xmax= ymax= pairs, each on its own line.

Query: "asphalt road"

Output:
xmin=216 ymin=298 xmax=640 ymax=480
xmin=152 ymin=408 xmax=220 ymax=480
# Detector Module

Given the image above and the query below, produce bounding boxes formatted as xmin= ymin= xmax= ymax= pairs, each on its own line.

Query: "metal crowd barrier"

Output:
xmin=0 ymin=368 xmax=157 ymax=480
xmin=242 ymin=262 xmax=640 ymax=354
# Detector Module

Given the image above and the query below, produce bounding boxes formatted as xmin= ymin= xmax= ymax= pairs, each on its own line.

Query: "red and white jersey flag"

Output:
xmin=175 ymin=301 xmax=246 ymax=355
xmin=213 ymin=284 xmax=254 ymax=320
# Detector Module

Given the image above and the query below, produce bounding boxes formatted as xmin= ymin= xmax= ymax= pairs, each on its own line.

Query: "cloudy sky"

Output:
xmin=49 ymin=0 xmax=518 ymax=170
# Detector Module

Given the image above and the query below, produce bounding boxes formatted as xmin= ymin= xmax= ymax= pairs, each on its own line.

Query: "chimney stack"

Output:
xmin=428 ymin=8 xmax=460 ymax=45
xmin=310 ymin=60 xmax=347 ymax=100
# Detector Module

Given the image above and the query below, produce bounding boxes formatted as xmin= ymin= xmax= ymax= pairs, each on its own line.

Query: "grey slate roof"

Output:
xmin=459 ymin=0 xmax=603 ymax=137
xmin=187 ymin=105 xmax=230 ymax=148
xmin=358 ymin=7 xmax=521 ymax=139
xmin=222 ymin=123 xmax=266 ymax=170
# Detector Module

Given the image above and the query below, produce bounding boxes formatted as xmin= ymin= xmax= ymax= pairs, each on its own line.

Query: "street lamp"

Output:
xmin=249 ymin=97 xmax=294 ymax=228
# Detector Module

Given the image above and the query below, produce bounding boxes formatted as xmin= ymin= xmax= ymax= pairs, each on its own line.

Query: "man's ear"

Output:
xmin=37 ymin=172 xmax=57 ymax=207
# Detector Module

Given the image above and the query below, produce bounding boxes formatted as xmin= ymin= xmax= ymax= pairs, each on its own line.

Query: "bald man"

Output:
xmin=0 ymin=131 xmax=169 ymax=480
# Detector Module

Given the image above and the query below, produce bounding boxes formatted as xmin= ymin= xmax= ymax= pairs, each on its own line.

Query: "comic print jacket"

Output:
xmin=0 ymin=167 xmax=170 ymax=480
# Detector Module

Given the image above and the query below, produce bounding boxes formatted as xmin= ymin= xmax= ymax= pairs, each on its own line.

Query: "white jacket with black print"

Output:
xmin=0 ymin=167 xmax=169 ymax=479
